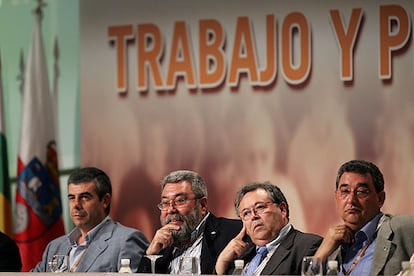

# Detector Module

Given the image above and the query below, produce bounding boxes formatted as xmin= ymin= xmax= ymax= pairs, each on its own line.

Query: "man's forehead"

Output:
xmin=338 ymin=182 xmax=370 ymax=188
xmin=68 ymin=182 xmax=96 ymax=193
xmin=161 ymin=192 xmax=188 ymax=198
xmin=239 ymin=189 xmax=269 ymax=207
xmin=339 ymin=172 xmax=373 ymax=186
xmin=340 ymin=171 xmax=372 ymax=179
xmin=162 ymin=181 xmax=192 ymax=193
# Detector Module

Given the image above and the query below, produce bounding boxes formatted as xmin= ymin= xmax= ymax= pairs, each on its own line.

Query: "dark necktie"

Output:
xmin=245 ymin=246 xmax=268 ymax=276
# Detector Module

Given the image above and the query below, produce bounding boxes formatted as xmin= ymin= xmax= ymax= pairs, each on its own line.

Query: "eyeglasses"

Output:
xmin=157 ymin=195 xmax=203 ymax=211
xmin=337 ymin=187 xmax=371 ymax=199
xmin=239 ymin=201 xmax=276 ymax=221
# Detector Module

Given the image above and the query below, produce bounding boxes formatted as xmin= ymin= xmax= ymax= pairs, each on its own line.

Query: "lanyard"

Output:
xmin=69 ymin=248 xmax=87 ymax=272
xmin=343 ymin=214 xmax=385 ymax=276
xmin=343 ymin=239 xmax=372 ymax=276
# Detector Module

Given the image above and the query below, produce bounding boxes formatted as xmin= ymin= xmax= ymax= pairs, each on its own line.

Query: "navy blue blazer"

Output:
xmin=139 ymin=213 xmax=243 ymax=274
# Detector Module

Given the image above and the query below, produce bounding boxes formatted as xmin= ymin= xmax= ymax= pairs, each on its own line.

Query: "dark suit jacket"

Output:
xmin=0 ymin=231 xmax=22 ymax=272
xmin=228 ymin=226 xmax=322 ymax=275
xmin=138 ymin=213 xmax=243 ymax=274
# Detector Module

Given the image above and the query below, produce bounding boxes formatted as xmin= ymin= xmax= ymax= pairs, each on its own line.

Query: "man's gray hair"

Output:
xmin=161 ymin=170 xmax=208 ymax=198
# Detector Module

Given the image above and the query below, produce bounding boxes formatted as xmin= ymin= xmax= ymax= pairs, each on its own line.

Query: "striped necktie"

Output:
xmin=244 ymin=246 xmax=268 ymax=276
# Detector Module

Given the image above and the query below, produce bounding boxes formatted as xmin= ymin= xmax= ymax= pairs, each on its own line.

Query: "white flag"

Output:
xmin=14 ymin=9 xmax=64 ymax=272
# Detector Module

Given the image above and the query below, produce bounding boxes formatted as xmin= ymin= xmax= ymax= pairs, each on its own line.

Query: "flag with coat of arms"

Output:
xmin=14 ymin=4 xmax=65 ymax=271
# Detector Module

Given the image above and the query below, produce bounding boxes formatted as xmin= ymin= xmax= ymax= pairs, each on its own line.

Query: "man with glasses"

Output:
xmin=314 ymin=159 xmax=414 ymax=275
xmin=138 ymin=170 xmax=243 ymax=274
xmin=215 ymin=181 xmax=322 ymax=275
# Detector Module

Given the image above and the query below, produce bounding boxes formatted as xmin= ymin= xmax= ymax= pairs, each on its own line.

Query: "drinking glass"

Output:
xmin=144 ymin=255 xmax=163 ymax=274
xmin=178 ymin=256 xmax=200 ymax=275
xmin=301 ymin=256 xmax=322 ymax=276
xmin=48 ymin=255 xmax=69 ymax=273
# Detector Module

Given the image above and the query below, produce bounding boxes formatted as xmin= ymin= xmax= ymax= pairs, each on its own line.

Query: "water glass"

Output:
xmin=48 ymin=254 xmax=69 ymax=273
xmin=301 ymin=256 xmax=322 ymax=276
xmin=144 ymin=254 xmax=163 ymax=274
xmin=178 ymin=256 xmax=200 ymax=275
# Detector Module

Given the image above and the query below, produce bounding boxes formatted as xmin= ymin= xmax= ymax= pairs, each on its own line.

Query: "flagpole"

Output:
xmin=53 ymin=36 xmax=59 ymax=131
xmin=52 ymin=36 xmax=60 ymax=167
xmin=34 ymin=0 xmax=46 ymax=18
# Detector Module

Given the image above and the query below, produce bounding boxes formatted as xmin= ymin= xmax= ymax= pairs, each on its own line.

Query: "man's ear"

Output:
xmin=200 ymin=197 xmax=208 ymax=212
xmin=279 ymin=201 xmax=288 ymax=215
xmin=102 ymin=193 xmax=111 ymax=209
xmin=377 ymin=191 xmax=386 ymax=208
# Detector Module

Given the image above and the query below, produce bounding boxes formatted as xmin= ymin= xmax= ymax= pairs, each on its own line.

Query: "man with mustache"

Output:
xmin=138 ymin=170 xmax=243 ymax=274
xmin=215 ymin=182 xmax=322 ymax=275
xmin=31 ymin=167 xmax=149 ymax=272
xmin=314 ymin=160 xmax=414 ymax=275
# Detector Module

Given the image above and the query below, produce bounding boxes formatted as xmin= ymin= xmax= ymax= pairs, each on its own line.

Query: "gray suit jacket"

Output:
xmin=31 ymin=218 xmax=149 ymax=272
xmin=330 ymin=214 xmax=414 ymax=275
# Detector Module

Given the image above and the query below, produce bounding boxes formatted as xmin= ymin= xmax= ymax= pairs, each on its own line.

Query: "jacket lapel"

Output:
xmin=371 ymin=215 xmax=392 ymax=276
xmin=75 ymin=219 xmax=114 ymax=272
xmin=261 ymin=227 xmax=295 ymax=275
xmin=201 ymin=214 xmax=218 ymax=273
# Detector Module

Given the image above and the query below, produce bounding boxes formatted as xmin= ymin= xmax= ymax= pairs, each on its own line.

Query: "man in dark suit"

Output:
xmin=215 ymin=182 xmax=322 ymax=275
xmin=138 ymin=170 xmax=243 ymax=274
xmin=0 ymin=231 xmax=22 ymax=271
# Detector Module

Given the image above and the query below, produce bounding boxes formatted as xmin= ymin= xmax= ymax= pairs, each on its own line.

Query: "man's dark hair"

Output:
xmin=67 ymin=167 xmax=112 ymax=214
xmin=335 ymin=160 xmax=384 ymax=192
xmin=234 ymin=181 xmax=290 ymax=220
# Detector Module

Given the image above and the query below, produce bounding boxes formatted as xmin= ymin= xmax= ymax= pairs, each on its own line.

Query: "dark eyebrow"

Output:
xmin=68 ymin=192 xmax=94 ymax=198
xmin=161 ymin=192 xmax=187 ymax=199
xmin=339 ymin=183 xmax=370 ymax=189
xmin=356 ymin=183 xmax=370 ymax=189
xmin=240 ymin=207 xmax=250 ymax=213
xmin=240 ymin=201 xmax=266 ymax=211
xmin=79 ymin=192 xmax=94 ymax=197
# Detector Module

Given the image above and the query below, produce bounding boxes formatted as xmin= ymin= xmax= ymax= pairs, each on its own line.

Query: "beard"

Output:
xmin=162 ymin=207 xmax=203 ymax=244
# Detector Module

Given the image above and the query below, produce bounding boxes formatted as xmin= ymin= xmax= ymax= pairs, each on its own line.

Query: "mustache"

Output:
xmin=165 ymin=213 xmax=185 ymax=224
xmin=345 ymin=205 xmax=362 ymax=212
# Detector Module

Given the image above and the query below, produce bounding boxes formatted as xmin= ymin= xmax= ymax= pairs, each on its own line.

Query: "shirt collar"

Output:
xmin=67 ymin=216 xmax=111 ymax=246
xmin=190 ymin=212 xmax=209 ymax=243
xmin=358 ymin=212 xmax=383 ymax=242
xmin=263 ymin=223 xmax=292 ymax=251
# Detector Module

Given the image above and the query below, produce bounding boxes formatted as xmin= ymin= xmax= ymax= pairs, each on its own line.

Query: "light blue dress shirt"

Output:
xmin=341 ymin=212 xmax=383 ymax=275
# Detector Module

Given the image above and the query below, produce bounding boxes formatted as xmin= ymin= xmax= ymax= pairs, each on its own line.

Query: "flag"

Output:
xmin=0 ymin=51 xmax=13 ymax=237
xmin=14 ymin=7 xmax=65 ymax=271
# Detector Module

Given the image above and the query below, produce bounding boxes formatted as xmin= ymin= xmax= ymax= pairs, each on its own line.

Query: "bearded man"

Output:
xmin=138 ymin=170 xmax=243 ymax=274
